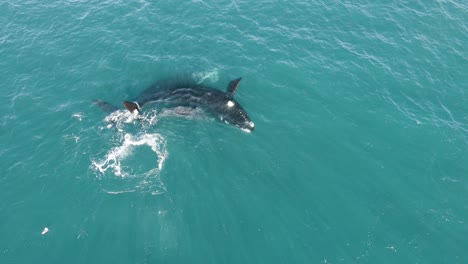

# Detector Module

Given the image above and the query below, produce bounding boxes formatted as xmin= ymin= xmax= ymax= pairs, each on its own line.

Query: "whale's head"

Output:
xmin=219 ymin=99 xmax=255 ymax=132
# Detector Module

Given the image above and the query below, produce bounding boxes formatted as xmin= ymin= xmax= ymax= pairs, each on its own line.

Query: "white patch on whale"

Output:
xmin=227 ymin=100 xmax=234 ymax=107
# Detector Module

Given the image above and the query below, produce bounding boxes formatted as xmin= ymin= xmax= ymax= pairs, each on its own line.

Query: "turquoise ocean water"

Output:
xmin=1 ymin=1 xmax=467 ymax=263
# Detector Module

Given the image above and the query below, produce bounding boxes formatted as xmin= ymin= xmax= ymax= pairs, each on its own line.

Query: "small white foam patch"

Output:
xmin=72 ymin=113 xmax=84 ymax=121
xmin=227 ymin=100 xmax=234 ymax=107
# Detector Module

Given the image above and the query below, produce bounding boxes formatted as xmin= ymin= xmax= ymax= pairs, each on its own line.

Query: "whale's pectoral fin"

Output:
xmin=226 ymin=77 xmax=242 ymax=99
xmin=123 ymin=101 xmax=141 ymax=113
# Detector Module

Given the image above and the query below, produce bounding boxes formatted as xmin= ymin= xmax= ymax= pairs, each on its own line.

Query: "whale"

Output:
xmin=122 ymin=77 xmax=255 ymax=132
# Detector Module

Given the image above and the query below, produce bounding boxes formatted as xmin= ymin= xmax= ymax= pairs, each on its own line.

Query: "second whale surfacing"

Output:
xmin=123 ymin=77 xmax=255 ymax=132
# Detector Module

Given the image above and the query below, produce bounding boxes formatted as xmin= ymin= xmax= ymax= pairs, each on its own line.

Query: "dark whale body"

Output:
xmin=123 ymin=77 xmax=255 ymax=132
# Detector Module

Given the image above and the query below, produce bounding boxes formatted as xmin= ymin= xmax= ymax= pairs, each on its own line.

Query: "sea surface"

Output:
xmin=1 ymin=1 xmax=467 ymax=263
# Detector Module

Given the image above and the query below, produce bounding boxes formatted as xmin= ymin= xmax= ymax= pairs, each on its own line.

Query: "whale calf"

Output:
xmin=123 ymin=77 xmax=255 ymax=132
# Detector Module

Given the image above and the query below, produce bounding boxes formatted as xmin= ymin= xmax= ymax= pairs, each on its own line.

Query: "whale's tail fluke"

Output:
xmin=123 ymin=101 xmax=141 ymax=113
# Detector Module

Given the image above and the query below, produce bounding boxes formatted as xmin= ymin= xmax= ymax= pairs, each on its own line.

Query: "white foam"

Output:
xmin=92 ymin=132 xmax=167 ymax=178
xmin=93 ymin=108 xmax=166 ymax=176
xmin=92 ymin=106 xmax=205 ymax=194
xmin=227 ymin=100 xmax=234 ymax=107
xmin=63 ymin=134 xmax=80 ymax=143
xmin=72 ymin=113 xmax=84 ymax=121
xmin=101 ymin=109 xmax=158 ymax=131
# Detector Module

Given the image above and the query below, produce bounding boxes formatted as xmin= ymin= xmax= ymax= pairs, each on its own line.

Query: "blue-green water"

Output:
xmin=1 ymin=1 xmax=467 ymax=263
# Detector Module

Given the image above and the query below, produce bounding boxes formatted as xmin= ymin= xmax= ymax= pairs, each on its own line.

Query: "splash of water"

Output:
xmin=91 ymin=99 xmax=209 ymax=195
xmin=90 ymin=108 xmax=171 ymax=195
xmin=92 ymin=132 xmax=167 ymax=177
